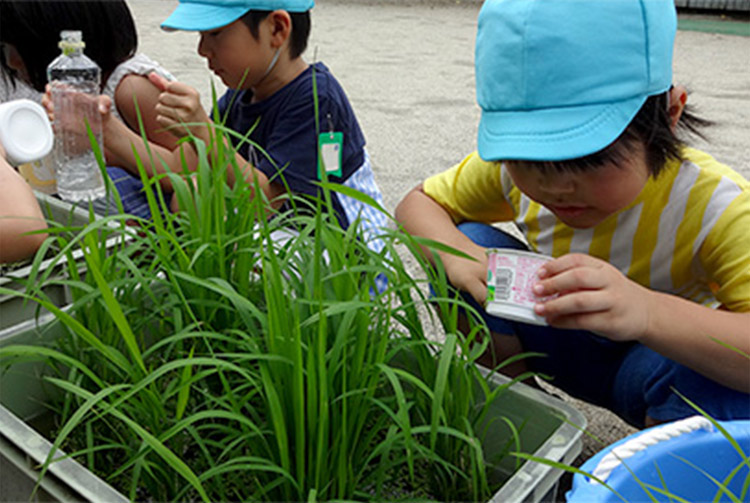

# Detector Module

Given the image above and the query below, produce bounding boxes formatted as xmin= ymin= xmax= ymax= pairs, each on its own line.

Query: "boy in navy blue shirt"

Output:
xmin=107 ymin=0 xmax=387 ymax=249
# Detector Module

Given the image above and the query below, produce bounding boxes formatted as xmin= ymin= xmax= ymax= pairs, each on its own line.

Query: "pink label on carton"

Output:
xmin=487 ymin=254 xmax=544 ymax=307
xmin=486 ymin=250 xmax=552 ymax=325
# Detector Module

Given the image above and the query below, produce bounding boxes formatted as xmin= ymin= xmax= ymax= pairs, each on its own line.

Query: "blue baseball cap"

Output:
xmin=475 ymin=0 xmax=676 ymax=162
xmin=161 ymin=0 xmax=315 ymax=32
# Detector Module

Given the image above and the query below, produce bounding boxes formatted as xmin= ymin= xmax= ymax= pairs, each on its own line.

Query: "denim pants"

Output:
xmin=456 ymin=222 xmax=750 ymax=428
xmin=78 ymin=167 xmax=162 ymax=220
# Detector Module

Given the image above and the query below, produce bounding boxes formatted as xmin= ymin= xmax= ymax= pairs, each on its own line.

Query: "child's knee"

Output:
xmin=457 ymin=221 xmax=527 ymax=250
xmin=614 ymin=345 xmax=750 ymax=428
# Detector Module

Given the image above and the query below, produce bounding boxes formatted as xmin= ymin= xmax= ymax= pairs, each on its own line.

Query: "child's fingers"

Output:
xmin=537 ymin=252 xmax=602 ymax=279
xmin=148 ymin=71 xmax=170 ymax=92
xmin=41 ymin=86 xmax=55 ymax=121
xmin=149 ymin=73 xmax=199 ymax=108
xmin=154 ymin=102 xmax=188 ymax=127
xmin=154 ymin=110 xmax=178 ymax=130
xmin=467 ymin=278 xmax=488 ymax=306
xmin=162 ymin=81 xmax=196 ymax=97
xmin=156 ymin=91 xmax=190 ymax=109
xmin=98 ymin=95 xmax=112 ymax=114
xmin=534 ymin=267 xmax=607 ymax=296
xmin=535 ymin=290 xmax=609 ymax=318
xmin=153 ymin=80 xmax=198 ymax=104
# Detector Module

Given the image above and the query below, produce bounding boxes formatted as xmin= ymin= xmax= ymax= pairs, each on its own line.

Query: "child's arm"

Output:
xmin=146 ymin=73 xmax=284 ymax=204
xmin=395 ymin=185 xmax=489 ymax=304
xmin=42 ymin=75 xmax=281 ymax=203
xmin=113 ymin=73 xmax=181 ymax=153
xmin=0 ymin=143 xmax=48 ymax=263
xmin=533 ymin=253 xmax=750 ymax=393
xmin=97 ymin=96 xmax=198 ymax=193
xmin=41 ymin=86 xmax=186 ymax=192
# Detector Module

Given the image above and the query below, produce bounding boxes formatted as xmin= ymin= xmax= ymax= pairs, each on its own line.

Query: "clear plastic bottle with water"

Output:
xmin=46 ymin=30 xmax=105 ymax=202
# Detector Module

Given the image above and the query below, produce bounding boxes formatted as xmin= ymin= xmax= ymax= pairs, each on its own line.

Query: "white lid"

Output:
xmin=486 ymin=301 xmax=548 ymax=326
xmin=485 ymin=248 xmax=551 ymax=261
xmin=0 ymin=99 xmax=54 ymax=165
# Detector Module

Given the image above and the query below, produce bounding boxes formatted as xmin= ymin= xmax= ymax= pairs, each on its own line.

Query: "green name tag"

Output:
xmin=318 ymin=132 xmax=343 ymax=179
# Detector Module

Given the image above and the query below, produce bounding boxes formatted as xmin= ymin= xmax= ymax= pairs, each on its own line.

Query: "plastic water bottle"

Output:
xmin=46 ymin=30 xmax=106 ymax=202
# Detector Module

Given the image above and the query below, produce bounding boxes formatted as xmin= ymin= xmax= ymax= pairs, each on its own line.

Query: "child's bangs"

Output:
xmin=507 ymin=139 xmax=630 ymax=174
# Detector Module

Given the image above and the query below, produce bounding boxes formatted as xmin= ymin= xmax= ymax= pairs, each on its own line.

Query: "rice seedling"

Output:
xmin=0 ymin=109 xmax=532 ymax=502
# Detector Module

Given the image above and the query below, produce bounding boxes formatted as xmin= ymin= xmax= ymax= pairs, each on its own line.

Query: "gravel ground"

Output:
xmin=2 ymin=1 xmax=747 ymax=500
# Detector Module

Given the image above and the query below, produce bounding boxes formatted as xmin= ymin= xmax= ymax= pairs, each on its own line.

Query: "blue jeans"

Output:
xmin=456 ymin=222 xmax=750 ymax=428
xmin=79 ymin=167 xmax=165 ymax=220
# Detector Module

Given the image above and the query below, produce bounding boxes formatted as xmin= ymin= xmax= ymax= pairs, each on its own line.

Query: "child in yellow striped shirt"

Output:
xmin=395 ymin=0 xmax=749 ymax=428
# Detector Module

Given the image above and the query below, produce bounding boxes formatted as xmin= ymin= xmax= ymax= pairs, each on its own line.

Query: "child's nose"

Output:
xmin=538 ymin=174 xmax=576 ymax=194
xmin=197 ymin=35 xmax=210 ymax=58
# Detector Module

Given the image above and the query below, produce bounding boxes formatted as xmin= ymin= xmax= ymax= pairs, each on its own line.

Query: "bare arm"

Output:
xmin=114 ymin=73 xmax=181 ymax=152
xmin=0 ymin=144 xmax=48 ymax=263
xmin=535 ymin=254 xmax=750 ymax=392
xmin=43 ymin=74 xmax=282 ymax=202
xmin=642 ymin=295 xmax=750 ymax=393
xmin=395 ymin=185 xmax=488 ymax=303
xmin=144 ymin=73 xmax=283 ymax=202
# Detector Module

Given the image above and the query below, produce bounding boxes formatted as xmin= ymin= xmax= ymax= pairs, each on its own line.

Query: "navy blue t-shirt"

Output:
xmin=216 ymin=62 xmax=366 ymax=225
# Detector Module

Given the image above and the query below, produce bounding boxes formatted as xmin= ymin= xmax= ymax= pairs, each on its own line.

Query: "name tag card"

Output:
xmin=318 ymin=132 xmax=343 ymax=179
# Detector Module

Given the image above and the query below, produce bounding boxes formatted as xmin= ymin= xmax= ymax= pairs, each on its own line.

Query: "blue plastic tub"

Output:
xmin=567 ymin=416 xmax=750 ymax=502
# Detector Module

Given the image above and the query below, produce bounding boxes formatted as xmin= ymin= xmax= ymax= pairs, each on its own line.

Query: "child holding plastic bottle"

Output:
xmin=1 ymin=0 xmax=177 ymax=218
xmin=0 ymin=140 xmax=48 ymax=263
xmin=81 ymin=0 xmax=386 ymax=255
xmin=395 ymin=0 xmax=750 ymax=428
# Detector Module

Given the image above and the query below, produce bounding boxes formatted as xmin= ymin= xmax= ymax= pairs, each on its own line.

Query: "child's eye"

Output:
xmin=202 ymin=28 xmax=223 ymax=38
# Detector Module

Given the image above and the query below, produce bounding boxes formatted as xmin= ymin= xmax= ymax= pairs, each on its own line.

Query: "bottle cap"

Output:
xmin=0 ymin=99 xmax=54 ymax=166
xmin=58 ymin=30 xmax=86 ymax=51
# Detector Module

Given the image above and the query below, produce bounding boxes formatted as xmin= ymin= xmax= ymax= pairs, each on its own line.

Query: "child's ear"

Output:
xmin=268 ymin=10 xmax=292 ymax=48
xmin=668 ymin=85 xmax=688 ymax=131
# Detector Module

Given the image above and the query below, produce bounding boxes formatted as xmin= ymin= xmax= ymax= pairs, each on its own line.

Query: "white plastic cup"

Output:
xmin=485 ymin=248 xmax=554 ymax=326
xmin=0 ymin=99 xmax=54 ymax=165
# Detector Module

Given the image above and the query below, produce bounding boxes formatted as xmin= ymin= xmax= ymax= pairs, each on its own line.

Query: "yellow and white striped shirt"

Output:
xmin=423 ymin=148 xmax=750 ymax=312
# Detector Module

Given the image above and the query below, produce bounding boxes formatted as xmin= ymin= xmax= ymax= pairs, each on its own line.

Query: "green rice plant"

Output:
xmin=0 ymin=104 xmax=527 ymax=502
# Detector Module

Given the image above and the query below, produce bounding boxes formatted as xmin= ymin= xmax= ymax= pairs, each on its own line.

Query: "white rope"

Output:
xmin=589 ymin=415 xmax=714 ymax=484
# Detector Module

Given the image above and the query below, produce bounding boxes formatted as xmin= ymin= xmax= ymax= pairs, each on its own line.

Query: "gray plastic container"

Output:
xmin=0 ymin=192 xmax=123 ymax=331
xmin=0 ymin=314 xmax=585 ymax=503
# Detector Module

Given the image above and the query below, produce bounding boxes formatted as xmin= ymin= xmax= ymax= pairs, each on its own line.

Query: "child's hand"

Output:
xmin=149 ymin=72 xmax=209 ymax=140
xmin=42 ymin=85 xmax=55 ymax=123
xmin=532 ymin=253 xmax=653 ymax=342
xmin=444 ymin=247 xmax=490 ymax=306
xmin=42 ymin=84 xmax=111 ymax=155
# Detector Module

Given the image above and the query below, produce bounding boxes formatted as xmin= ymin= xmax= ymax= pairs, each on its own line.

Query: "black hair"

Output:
xmin=0 ymin=0 xmax=137 ymax=92
xmin=240 ymin=10 xmax=311 ymax=60
xmin=508 ymin=91 xmax=712 ymax=178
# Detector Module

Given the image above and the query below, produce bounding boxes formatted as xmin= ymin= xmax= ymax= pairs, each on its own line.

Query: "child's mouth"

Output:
xmin=549 ymin=205 xmax=588 ymax=218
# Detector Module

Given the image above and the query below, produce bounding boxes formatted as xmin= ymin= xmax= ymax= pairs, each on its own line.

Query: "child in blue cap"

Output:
xmin=396 ymin=0 xmax=750 ymax=428
xmin=103 ymin=0 xmax=386 ymax=252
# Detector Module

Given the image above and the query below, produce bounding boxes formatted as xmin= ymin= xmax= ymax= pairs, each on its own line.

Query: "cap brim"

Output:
xmin=161 ymin=3 xmax=251 ymax=31
xmin=477 ymin=94 xmax=648 ymax=162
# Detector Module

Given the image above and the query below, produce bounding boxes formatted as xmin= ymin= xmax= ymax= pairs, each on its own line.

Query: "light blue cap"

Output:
xmin=475 ymin=0 xmax=676 ymax=162
xmin=161 ymin=0 xmax=314 ymax=32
